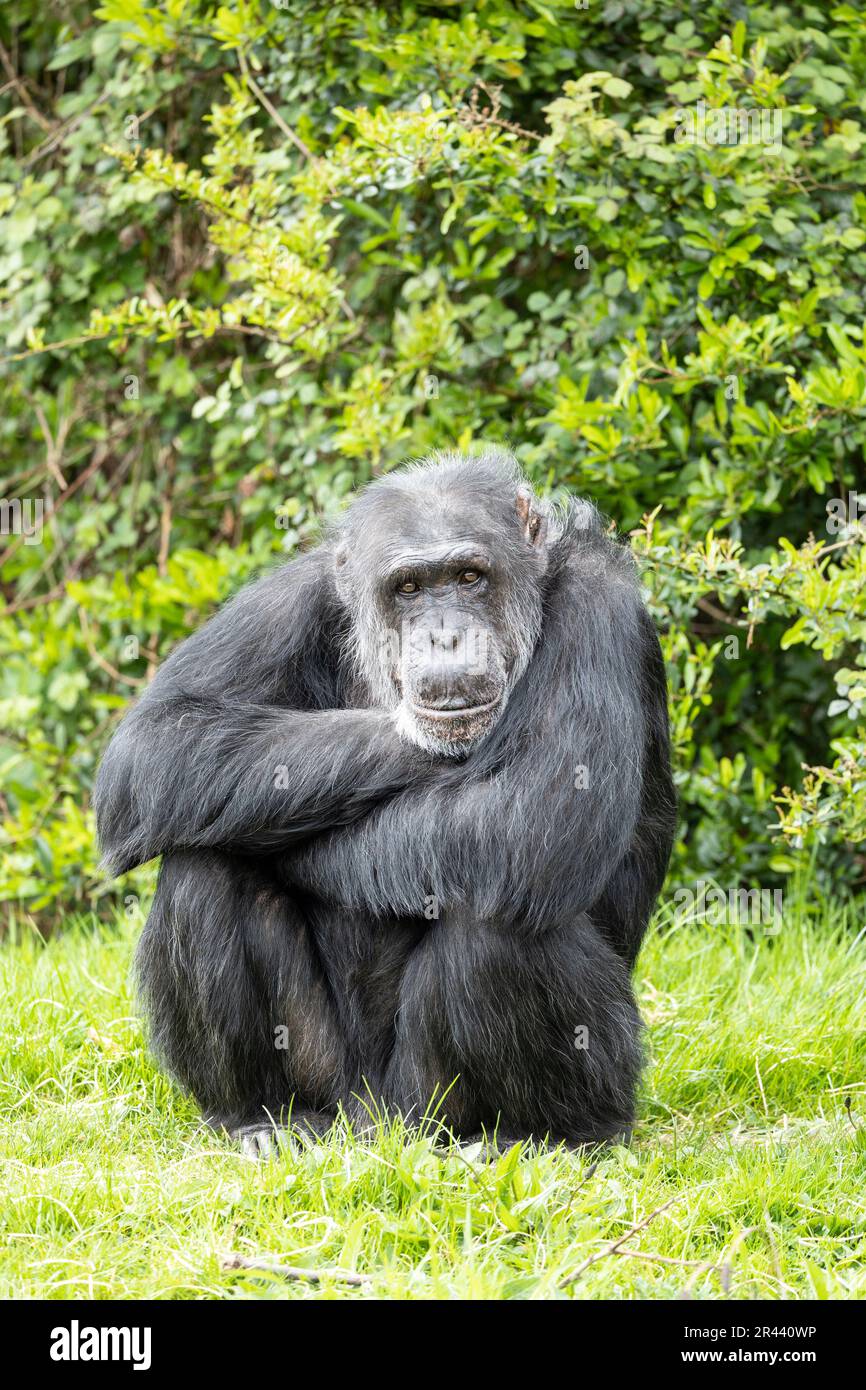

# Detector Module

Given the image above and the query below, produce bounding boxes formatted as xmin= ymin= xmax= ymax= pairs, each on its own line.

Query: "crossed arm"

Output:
xmin=284 ymin=552 xmax=652 ymax=932
xmin=95 ymin=550 xmax=430 ymax=875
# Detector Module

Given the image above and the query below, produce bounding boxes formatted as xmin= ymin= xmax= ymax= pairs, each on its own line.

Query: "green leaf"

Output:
xmin=780 ymin=616 xmax=809 ymax=650
xmin=600 ymin=76 xmax=633 ymax=99
xmin=812 ymin=75 xmax=846 ymax=105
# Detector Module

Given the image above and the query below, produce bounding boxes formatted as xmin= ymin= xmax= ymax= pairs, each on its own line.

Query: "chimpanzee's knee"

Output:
xmin=136 ymin=850 xmax=347 ymax=1131
xmin=383 ymin=913 xmax=642 ymax=1145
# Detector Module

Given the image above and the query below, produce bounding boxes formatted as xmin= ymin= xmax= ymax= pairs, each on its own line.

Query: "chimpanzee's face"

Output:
xmin=377 ymin=540 xmax=511 ymax=752
xmin=334 ymin=469 xmax=551 ymax=757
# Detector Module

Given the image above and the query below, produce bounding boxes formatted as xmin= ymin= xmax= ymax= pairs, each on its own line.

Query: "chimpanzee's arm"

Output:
xmin=285 ymin=535 xmax=674 ymax=936
xmin=95 ymin=548 xmax=430 ymax=875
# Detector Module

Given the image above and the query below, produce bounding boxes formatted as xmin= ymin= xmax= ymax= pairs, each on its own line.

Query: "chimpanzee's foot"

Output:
xmin=222 ymin=1107 xmax=337 ymax=1157
xmin=435 ymin=1127 xmax=532 ymax=1158
xmin=234 ymin=1123 xmax=282 ymax=1159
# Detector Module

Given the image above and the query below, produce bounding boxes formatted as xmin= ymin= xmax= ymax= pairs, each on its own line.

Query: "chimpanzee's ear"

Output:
xmin=515 ymin=484 xmax=548 ymax=549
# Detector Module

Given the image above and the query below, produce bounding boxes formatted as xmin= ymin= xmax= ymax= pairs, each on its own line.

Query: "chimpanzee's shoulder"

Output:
xmin=555 ymin=504 xmax=640 ymax=590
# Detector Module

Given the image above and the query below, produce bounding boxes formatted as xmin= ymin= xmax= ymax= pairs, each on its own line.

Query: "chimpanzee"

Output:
xmin=96 ymin=448 xmax=675 ymax=1153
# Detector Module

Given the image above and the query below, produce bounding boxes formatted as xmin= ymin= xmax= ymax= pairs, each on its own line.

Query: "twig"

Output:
xmin=0 ymin=328 xmax=111 ymax=365
xmin=696 ymin=595 xmax=749 ymax=628
xmin=763 ymin=1212 xmax=783 ymax=1288
xmin=79 ymin=609 xmax=145 ymax=688
xmin=156 ymin=445 xmax=175 ymax=577
xmin=679 ymin=1258 xmax=724 ymax=1298
xmin=236 ymin=54 xmax=354 ymax=321
xmin=716 ymin=1226 xmax=759 ymax=1295
xmin=459 ymin=80 xmax=541 ymax=141
xmin=0 ymin=40 xmax=53 ymax=132
xmin=0 ymin=442 xmax=110 ymax=571
xmin=0 ymin=314 xmax=334 ymax=368
xmin=32 ymin=401 xmax=70 ymax=490
xmin=562 ymin=1160 xmax=600 ymax=1215
xmin=614 ymin=1246 xmax=710 ymax=1269
xmin=221 ymin=1252 xmax=370 ymax=1286
xmin=815 ymin=531 xmax=866 ymax=561
xmin=242 ymin=68 xmax=314 ymax=162
xmin=22 ymin=87 xmax=110 ymax=168
xmin=559 ymin=1192 xmax=685 ymax=1287
xmin=0 ymin=572 xmax=78 ymax=620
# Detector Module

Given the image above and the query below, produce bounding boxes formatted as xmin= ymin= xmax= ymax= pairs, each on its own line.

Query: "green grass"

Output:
xmin=1 ymin=900 xmax=865 ymax=1300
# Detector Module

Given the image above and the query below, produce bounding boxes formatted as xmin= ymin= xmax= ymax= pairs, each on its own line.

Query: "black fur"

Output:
xmin=95 ymin=449 xmax=675 ymax=1146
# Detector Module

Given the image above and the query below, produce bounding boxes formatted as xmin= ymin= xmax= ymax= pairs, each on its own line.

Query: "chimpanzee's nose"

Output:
xmin=429 ymin=627 xmax=460 ymax=652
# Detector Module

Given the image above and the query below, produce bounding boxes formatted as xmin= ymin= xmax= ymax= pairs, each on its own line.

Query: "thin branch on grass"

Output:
xmin=716 ymin=1226 xmax=759 ymax=1296
xmin=221 ymin=1252 xmax=370 ymax=1286
xmin=559 ymin=1192 xmax=687 ymax=1288
xmin=561 ymin=1161 xmax=600 ymax=1217
xmin=679 ymin=1258 xmax=724 ymax=1297
xmin=614 ymin=1246 xmax=712 ymax=1269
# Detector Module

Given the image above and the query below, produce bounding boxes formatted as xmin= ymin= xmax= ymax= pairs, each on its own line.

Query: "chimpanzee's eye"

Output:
xmin=458 ymin=569 xmax=481 ymax=585
xmin=397 ymin=579 xmax=420 ymax=595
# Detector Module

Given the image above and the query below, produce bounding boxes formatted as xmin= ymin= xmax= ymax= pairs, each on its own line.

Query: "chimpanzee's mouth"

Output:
xmin=411 ymin=695 xmax=502 ymax=722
